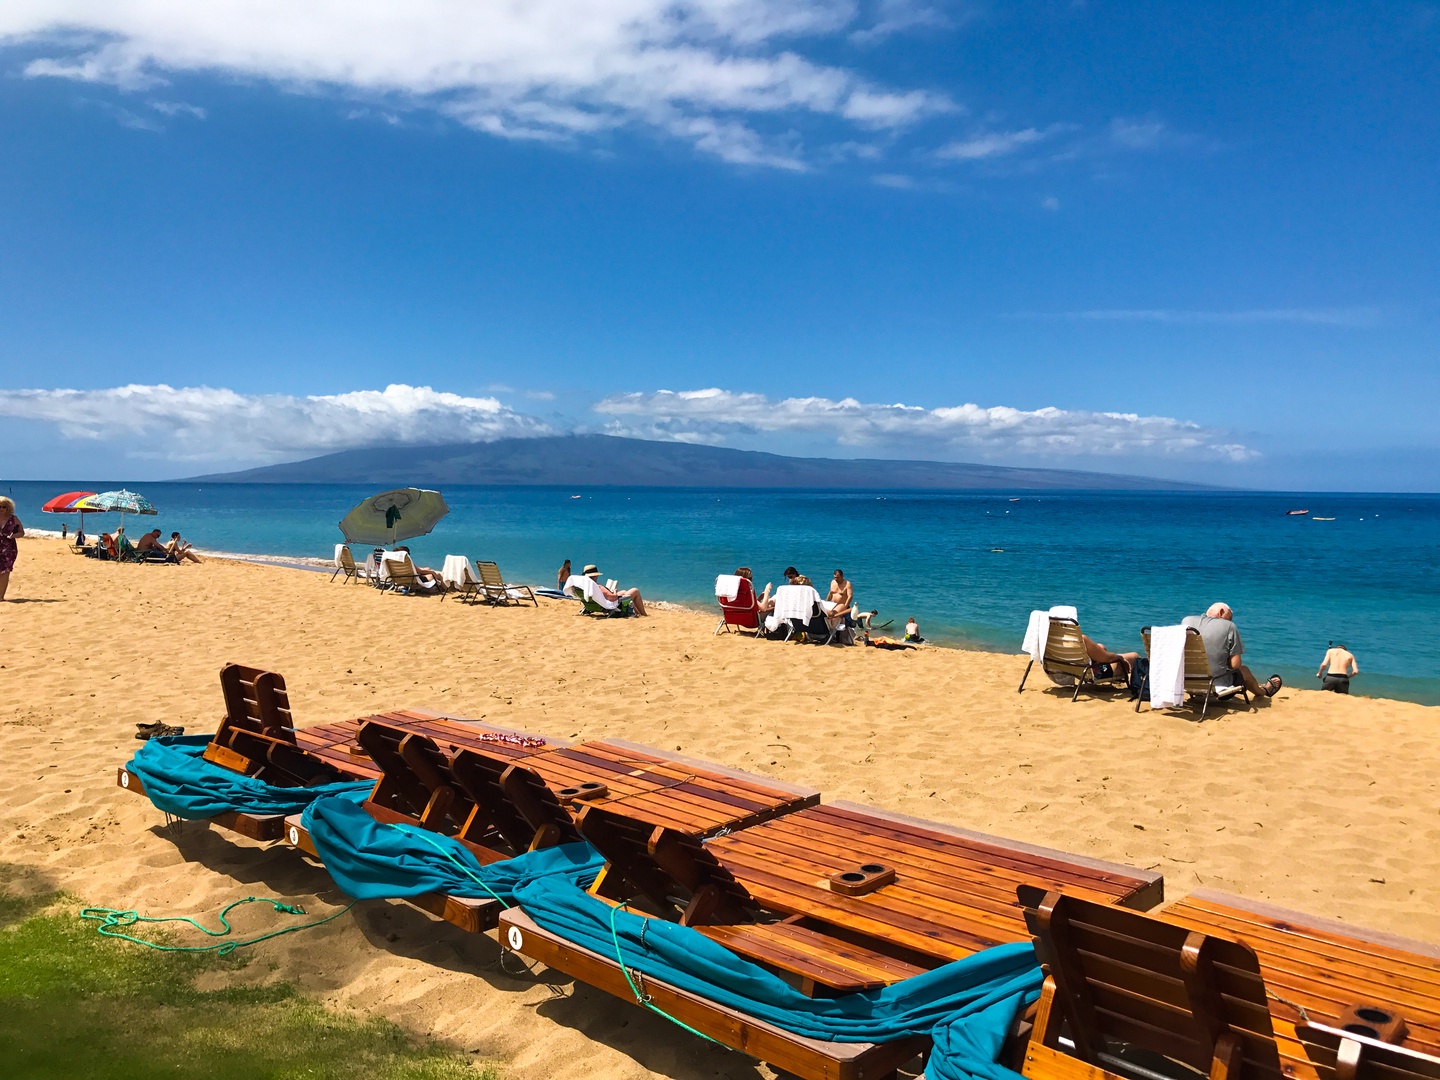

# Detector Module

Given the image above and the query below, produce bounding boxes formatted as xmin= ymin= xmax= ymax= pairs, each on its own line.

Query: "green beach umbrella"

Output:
xmin=339 ymin=488 xmax=449 ymax=547
xmin=75 ymin=488 xmax=158 ymax=537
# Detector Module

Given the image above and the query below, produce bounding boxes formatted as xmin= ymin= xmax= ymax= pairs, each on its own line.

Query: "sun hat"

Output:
xmin=583 ymin=564 xmax=601 ymax=578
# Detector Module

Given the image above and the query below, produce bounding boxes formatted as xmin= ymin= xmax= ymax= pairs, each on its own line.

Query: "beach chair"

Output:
xmin=476 ymin=560 xmax=537 ymax=606
xmin=763 ymin=583 xmax=839 ymax=644
xmin=1016 ymin=884 xmax=1282 ymax=1080
xmin=566 ymin=574 xmax=629 ymax=617
xmin=1018 ymin=618 xmax=1126 ymax=700
xmin=576 ymin=803 xmax=929 ymax=995
xmin=1296 ymin=1024 xmax=1440 ymax=1080
xmin=355 ymin=720 xmax=497 ymax=855
xmin=714 ymin=574 xmax=762 ymax=635
xmin=202 ymin=664 xmax=347 ymax=787
xmin=439 ymin=556 xmax=483 ymax=603
xmin=1160 ymin=890 xmax=1440 ymax=1067
xmin=378 ymin=553 xmax=440 ymax=596
xmin=330 ymin=545 xmax=367 ymax=583
xmin=1135 ymin=628 xmax=1252 ymax=718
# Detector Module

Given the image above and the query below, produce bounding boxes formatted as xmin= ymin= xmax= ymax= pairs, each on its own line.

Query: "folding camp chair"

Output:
xmin=476 ymin=560 xmax=537 ymax=606
xmin=715 ymin=574 xmax=762 ymax=635
xmin=1018 ymin=617 xmax=1127 ymax=700
xmin=1135 ymin=627 xmax=1253 ymax=718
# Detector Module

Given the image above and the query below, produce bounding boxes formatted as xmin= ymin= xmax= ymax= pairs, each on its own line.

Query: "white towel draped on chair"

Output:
xmin=441 ymin=555 xmax=477 ymax=588
xmin=771 ymin=584 xmax=821 ymax=624
xmin=715 ymin=574 xmax=743 ymax=602
xmin=1149 ymin=625 xmax=1187 ymax=708
xmin=333 ymin=544 xmax=348 ymax=568
xmin=566 ymin=574 xmax=619 ymax=611
xmin=1021 ymin=605 xmax=1080 ymax=660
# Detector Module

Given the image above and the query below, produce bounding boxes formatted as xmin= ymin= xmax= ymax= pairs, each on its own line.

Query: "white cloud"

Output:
xmin=3 ymin=1 xmax=953 ymax=167
xmin=148 ymin=99 xmax=205 ymax=118
xmin=1012 ymin=307 xmax=1383 ymax=327
xmin=850 ymin=0 xmax=955 ymax=45
xmin=936 ymin=126 xmax=1049 ymax=161
xmin=593 ymin=388 xmax=1257 ymax=461
xmin=0 ymin=383 xmax=550 ymax=462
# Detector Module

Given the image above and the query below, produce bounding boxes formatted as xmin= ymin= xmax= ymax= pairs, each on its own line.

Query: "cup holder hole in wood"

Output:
xmin=828 ymin=863 xmax=896 ymax=895
xmin=1338 ymin=1003 xmax=1407 ymax=1044
xmin=558 ymin=782 xmax=609 ymax=801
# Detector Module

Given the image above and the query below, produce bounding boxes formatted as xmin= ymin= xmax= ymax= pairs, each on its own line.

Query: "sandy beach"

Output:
xmin=3 ymin=536 xmax=1437 ymax=1079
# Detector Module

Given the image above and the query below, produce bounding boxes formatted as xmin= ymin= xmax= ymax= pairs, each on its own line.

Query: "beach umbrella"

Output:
xmin=74 ymin=489 xmax=158 ymax=536
xmin=41 ymin=490 xmax=99 ymax=538
xmin=339 ymin=488 xmax=449 ymax=547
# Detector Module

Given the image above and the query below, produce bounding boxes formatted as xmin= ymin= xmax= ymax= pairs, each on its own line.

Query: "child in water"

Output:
xmin=904 ymin=617 xmax=924 ymax=644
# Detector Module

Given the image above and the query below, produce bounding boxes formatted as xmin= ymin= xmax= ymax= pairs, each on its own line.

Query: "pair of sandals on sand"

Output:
xmin=135 ymin=721 xmax=185 ymax=741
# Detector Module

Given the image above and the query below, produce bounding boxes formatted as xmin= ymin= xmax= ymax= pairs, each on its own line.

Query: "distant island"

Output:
xmin=187 ymin=434 xmax=1209 ymax=490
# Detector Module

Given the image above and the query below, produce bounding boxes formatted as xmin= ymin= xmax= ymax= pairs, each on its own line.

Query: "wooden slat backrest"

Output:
xmin=577 ymin=804 xmax=757 ymax=927
xmin=476 ymin=561 xmax=504 ymax=588
xmin=356 ymin=720 xmax=486 ymax=841
xmin=1298 ymin=1025 xmax=1440 ymax=1080
xmin=449 ymin=748 xmax=582 ymax=853
xmin=1020 ymin=885 xmax=1280 ymax=1079
xmin=219 ymin=663 xmax=294 ymax=736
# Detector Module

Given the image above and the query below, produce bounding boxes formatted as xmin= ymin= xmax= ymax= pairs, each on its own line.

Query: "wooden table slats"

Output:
xmin=704 ymin=801 xmax=1163 ymax=968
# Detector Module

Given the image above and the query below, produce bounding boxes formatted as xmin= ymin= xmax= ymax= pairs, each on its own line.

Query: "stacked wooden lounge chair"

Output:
xmin=283 ymin=717 xmax=822 ymax=935
xmin=500 ymin=799 xmax=1163 ymax=1080
xmin=1160 ymin=891 xmax=1440 ymax=1077
xmin=1014 ymin=885 xmax=1440 ymax=1080
xmin=117 ymin=664 xmax=381 ymax=840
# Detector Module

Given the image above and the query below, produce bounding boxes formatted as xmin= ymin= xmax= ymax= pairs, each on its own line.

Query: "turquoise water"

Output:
xmin=7 ymin=480 xmax=1438 ymax=706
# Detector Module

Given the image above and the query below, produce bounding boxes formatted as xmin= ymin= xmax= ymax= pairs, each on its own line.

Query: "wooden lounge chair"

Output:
xmin=202 ymin=664 xmax=347 ymax=787
xmin=1018 ymin=617 xmax=1127 ymax=701
xmin=577 ymin=803 xmax=934 ymax=996
xmin=1295 ymin=1024 xmax=1440 ymax=1080
xmin=1160 ymin=890 xmax=1440 ymax=1068
xmin=1135 ymin=628 xmax=1253 ymax=718
xmin=476 ymin=560 xmax=537 ymax=606
xmin=378 ymin=553 xmax=441 ymax=596
xmin=1016 ymin=884 xmax=1283 ymax=1080
xmin=330 ymin=545 xmax=367 ymax=583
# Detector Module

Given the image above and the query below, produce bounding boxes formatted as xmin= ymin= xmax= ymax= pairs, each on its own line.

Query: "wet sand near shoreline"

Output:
xmin=3 ymin=537 xmax=1436 ymax=1079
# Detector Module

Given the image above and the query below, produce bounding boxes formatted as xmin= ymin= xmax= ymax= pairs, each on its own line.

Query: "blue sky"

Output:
xmin=0 ymin=2 xmax=1437 ymax=489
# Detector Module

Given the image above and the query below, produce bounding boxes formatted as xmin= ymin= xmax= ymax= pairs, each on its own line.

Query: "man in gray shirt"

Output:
xmin=1182 ymin=603 xmax=1283 ymax=698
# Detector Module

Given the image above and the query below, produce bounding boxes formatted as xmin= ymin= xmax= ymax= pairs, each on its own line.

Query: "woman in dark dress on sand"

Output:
xmin=0 ymin=497 xmax=25 ymax=601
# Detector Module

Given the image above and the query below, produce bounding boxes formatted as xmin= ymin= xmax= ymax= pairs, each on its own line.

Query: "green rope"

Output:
xmin=397 ymin=828 xmax=512 ymax=909
xmin=608 ymin=901 xmax=726 ymax=1048
xmin=80 ymin=896 xmax=355 ymax=955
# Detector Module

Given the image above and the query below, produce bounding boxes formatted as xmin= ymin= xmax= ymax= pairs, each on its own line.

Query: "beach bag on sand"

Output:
xmin=1128 ymin=657 xmax=1149 ymax=700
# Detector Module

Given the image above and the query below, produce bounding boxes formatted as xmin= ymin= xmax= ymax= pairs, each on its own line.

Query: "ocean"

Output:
xmin=7 ymin=480 xmax=1438 ymax=706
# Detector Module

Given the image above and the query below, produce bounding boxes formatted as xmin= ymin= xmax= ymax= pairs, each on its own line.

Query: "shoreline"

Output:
xmin=20 ymin=531 xmax=1427 ymax=707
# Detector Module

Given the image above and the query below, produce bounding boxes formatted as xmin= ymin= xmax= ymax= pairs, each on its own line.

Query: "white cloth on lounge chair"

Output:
xmin=377 ymin=551 xmax=410 ymax=580
xmin=333 ymin=544 xmax=348 ymax=568
xmin=771 ymin=584 xmax=822 ymax=624
xmin=566 ymin=574 xmax=619 ymax=611
xmin=1021 ymin=605 xmax=1080 ymax=660
xmin=1149 ymin=624 xmax=1187 ymax=708
xmin=715 ymin=574 xmax=743 ymax=602
xmin=442 ymin=555 xmax=477 ymax=588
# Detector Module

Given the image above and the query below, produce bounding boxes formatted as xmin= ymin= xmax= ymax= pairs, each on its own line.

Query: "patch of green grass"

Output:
xmin=0 ymin=893 xmax=496 ymax=1080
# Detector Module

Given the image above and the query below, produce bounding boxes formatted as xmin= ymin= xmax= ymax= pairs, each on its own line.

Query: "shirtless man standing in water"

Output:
xmin=1318 ymin=643 xmax=1359 ymax=693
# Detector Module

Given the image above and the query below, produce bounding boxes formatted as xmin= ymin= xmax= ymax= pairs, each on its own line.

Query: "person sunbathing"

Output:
xmin=393 ymin=547 xmax=447 ymax=589
xmin=135 ymin=529 xmax=176 ymax=561
xmin=583 ymin=564 xmax=647 ymax=616
xmin=167 ymin=531 xmax=202 ymax=564
xmin=1182 ymin=602 xmax=1283 ymax=698
xmin=1082 ymin=634 xmax=1138 ymax=681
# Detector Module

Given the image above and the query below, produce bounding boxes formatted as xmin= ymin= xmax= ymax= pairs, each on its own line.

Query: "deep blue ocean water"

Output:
xmin=8 ymin=480 xmax=1438 ymax=705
